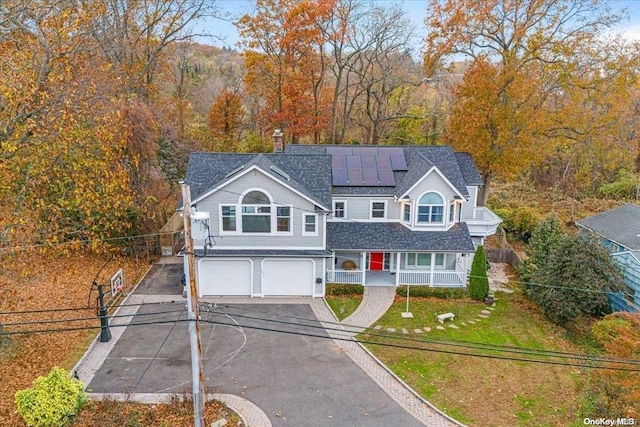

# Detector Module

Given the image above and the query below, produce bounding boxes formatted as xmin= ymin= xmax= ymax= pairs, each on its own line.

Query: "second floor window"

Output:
xmin=371 ymin=201 xmax=386 ymax=219
xmin=417 ymin=192 xmax=444 ymax=224
xmin=403 ymin=204 xmax=411 ymax=222
xmin=333 ymin=201 xmax=346 ymax=218
xmin=303 ymin=213 xmax=317 ymax=236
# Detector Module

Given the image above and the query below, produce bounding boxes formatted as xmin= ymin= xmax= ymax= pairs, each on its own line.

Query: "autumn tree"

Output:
xmin=425 ymin=0 xmax=627 ymax=205
xmin=208 ymin=89 xmax=245 ymax=150
xmin=238 ymin=0 xmax=334 ymax=143
xmin=582 ymin=312 xmax=640 ymax=417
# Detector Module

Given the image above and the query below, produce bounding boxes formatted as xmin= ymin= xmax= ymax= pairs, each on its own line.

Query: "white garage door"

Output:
xmin=262 ymin=259 xmax=314 ymax=296
xmin=199 ymin=259 xmax=252 ymax=296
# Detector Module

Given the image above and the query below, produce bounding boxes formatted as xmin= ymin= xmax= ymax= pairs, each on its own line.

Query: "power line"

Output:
xmin=2 ymin=312 xmax=639 ymax=372
xmin=202 ymin=305 xmax=640 ymax=366
xmin=0 ymin=308 xmax=187 ymax=328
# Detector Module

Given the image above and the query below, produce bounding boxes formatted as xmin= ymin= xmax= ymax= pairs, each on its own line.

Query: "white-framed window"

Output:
xmin=242 ymin=191 xmax=271 ymax=233
xmin=417 ymin=192 xmax=444 ymax=224
xmin=302 ymin=213 xmax=318 ymax=236
xmin=405 ymin=252 xmax=446 ymax=268
xmin=221 ymin=206 xmax=236 ymax=231
xmin=370 ymin=200 xmax=387 ymax=219
xmin=219 ymin=189 xmax=291 ymax=235
xmin=403 ymin=204 xmax=411 ymax=222
xmin=449 ymin=202 xmax=455 ymax=222
xmin=277 ymin=206 xmax=291 ymax=232
xmin=333 ymin=200 xmax=346 ymax=219
xmin=406 ymin=253 xmax=431 ymax=268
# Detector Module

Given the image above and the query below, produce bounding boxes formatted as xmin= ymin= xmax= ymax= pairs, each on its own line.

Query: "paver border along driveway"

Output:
xmin=83 ymin=300 xmax=428 ymax=426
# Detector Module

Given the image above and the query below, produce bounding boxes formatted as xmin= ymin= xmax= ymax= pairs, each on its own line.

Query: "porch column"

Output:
xmin=361 ymin=252 xmax=366 ymax=285
xmin=430 ymin=252 xmax=436 ymax=286
xmin=395 ymin=252 xmax=401 ymax=286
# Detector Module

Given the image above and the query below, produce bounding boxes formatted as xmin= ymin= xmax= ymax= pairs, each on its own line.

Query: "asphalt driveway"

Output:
xmin=87 ymin=301 xmax=423 ymax=426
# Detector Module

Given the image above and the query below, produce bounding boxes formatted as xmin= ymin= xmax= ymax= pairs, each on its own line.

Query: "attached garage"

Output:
xmin=262 ymin=259 xmax=315 ymax=296
xmin=198 ymin=258 xmax=252 ymax=296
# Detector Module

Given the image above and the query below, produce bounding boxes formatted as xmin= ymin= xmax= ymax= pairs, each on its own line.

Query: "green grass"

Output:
xmin=363 ymin=291 xmax=580 ymax=426
xmin=325 ymin=296 xmax=362 ymax=321
xmin=325 ymin=283 xmax=364 ymax=321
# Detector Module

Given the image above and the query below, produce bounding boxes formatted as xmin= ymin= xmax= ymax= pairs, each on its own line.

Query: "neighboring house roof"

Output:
xmin=184 ymin=152 xmax=333 ymax=210
xmin=576 ymin=203 xmax=640 ymax=250
xmin=194 ymin=249 xmax=333 ymax=257
xmin=327 ymin=222 xmax=475 ymax=252
xmin=284 ymin=144 xmax=478 ymax=198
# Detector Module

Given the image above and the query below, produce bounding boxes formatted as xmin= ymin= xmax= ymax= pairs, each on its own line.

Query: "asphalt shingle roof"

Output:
xmin=327 ymin=222 xmax=475 ymax=252
xmin=184 ymin=152 xmax=333 ymax=209
xmin=576 ymin=203 xmax=640 ymax=250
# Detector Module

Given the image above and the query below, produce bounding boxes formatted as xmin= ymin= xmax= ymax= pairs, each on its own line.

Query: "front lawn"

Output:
xmin=324 ymin=283 xmax=363 ymax=321
xmin=363 ymin=291 xmax=584 ymax=426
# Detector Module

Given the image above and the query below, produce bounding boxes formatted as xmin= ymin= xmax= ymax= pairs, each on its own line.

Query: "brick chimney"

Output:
xmin=273 ymin=129 xmax=284 ymax=153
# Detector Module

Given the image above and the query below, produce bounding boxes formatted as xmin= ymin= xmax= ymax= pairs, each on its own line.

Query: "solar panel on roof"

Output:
xmin=385 ymin=147 xmax=404 ymax=156
xmin=363 ymin=169 xmax=379 ymax=185
xmin=348 ymin=169 xmax=363 ymax=185
xmin=376 ymin=155 xmax=392 ymax=170
xmin=332 ymin=168 xmax=348 ymax=185
xmin=352 ymin=147 xmax=377 ymax=155
xmin=390 ymin=154 xmax=408 ymax=171
xmin=361 ymin=155 xmax=377 ymax=170
xmin=332 ymin=155 xmax=347 ymax=169
xmin=327 ymin=147 xmax=352 ymax=156
xmin=346 ymin=155 xmax=362 ymax=169
xmin=378 ymin=169 xmax=395 ymax=186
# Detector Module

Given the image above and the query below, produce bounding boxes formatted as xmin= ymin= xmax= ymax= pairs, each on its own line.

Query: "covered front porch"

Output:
xmin=326 ymin=250 xmax=470 ymax=288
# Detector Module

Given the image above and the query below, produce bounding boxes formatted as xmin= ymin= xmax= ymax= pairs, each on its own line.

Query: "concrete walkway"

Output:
xmin=341 ymin=286 xmax=397 ymax=333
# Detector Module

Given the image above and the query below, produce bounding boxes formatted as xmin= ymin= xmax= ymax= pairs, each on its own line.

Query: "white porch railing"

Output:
xmin=326 ymin=270 xmax=363 ymax=285
xmin=398 ymin=270 xmax=466 ymax=287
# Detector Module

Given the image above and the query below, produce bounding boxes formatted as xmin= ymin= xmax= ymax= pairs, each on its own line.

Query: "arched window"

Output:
xmin=417 ymin=192 xmax=444 ymax=224
xmin=241 ymin=190 xmax=271 ymax=232
xmin=242 ymin=191 xmax=270 ymax=205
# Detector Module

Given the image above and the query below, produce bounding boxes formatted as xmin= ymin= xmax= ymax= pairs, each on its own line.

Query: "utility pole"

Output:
xmin=181 ymin=181 xmax=206 ymax=427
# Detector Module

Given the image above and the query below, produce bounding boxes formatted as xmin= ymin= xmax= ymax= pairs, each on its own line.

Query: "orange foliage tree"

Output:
xmin=238 ymin=0 xmax=334 ymax=143
xmin=584 ymin=312 xmax=640 ymax=417
xmin=424 ymin=0 xmax=629 ymax=204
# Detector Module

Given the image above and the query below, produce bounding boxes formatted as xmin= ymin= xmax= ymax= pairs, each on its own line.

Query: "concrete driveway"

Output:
xmin=86 ymin=301 xmax=423 ymax=426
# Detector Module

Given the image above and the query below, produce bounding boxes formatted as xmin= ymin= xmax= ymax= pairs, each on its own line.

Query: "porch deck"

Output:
xmin=325 ymin=269 xmax=466 ymax=288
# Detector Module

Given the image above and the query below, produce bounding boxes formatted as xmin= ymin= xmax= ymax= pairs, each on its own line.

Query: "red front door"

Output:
xmin=369 ymin=252 xmax=384 ymax=270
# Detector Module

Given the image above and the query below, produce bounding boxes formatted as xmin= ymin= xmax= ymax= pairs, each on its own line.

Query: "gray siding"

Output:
xmin=331 ymin=196 xmax=399 ymax=221
xmin=460 ymin=186 xmax=478 ymax=221
xmin=194 ymin=169 xmax=325 ymax=248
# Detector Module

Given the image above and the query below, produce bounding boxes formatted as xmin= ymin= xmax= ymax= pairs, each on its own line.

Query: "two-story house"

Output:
xmin=181 ymin=136 xmax=501 ymax=297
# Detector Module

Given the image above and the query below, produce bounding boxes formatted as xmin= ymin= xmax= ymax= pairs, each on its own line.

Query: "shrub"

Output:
xmin=469 ymin=246 xmax=490 ymax=300
xmin=15 ymin=367 xmax=87 ymax=427
xmin=395 ymin=286 xmax=466 ymax=299
xmin=326 ymin=283 xmax=364 ymax=296
xmin=494 ymin=206 xmax=540 ymax=242
xmin=517 ymin=213 xmax=565 ymax=283
xmin=525 ymin=234 xmax=625 ymax=325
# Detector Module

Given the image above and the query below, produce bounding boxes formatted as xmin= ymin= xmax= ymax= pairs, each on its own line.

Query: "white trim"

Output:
xmin=400 ymin=166 xmax=467 ymax=201
xmin=191 ymin=164 xmax=331 ymax=211
xmin=302 ymin=212 xmax=318 ymax=236
xmin=238 ymin=187 xmax=274 ymax=204
xmin=369 ymin=200 xmax=388 ymax=220
xmin=415 ymin=190 xmax=446 ymax=225
xmin=332 ymin=199 xmax=347 ymax=219
xmin=322 ymin=212 xmax=327 ymax=251
xmin=198 ymin=246 xmax=327 ymax=250
xmin=401 ymin=202 xmax=412 ymax=224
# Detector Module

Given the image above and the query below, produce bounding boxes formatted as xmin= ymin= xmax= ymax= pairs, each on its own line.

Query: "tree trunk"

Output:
xmin=478 ymin=172 xmax=492 ymax=207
